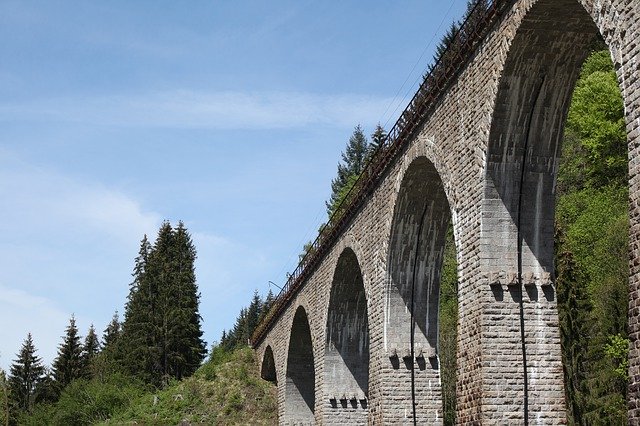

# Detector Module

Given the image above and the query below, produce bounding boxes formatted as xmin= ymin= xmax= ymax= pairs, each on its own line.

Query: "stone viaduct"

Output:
xmin=251 ymin=0 xmax=639 ymax=424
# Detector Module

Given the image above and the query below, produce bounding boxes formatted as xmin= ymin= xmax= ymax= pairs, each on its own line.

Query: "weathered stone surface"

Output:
xmin=254 ymin=0 xmax=640 ymax=424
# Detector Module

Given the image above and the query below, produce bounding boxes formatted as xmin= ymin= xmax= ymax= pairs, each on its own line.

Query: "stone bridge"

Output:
xmin=250 ymin=0 xmax=640 ymax=424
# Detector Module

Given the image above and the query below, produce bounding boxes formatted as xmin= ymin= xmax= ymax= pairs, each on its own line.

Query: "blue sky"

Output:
xmin=0 ymin=0 xmax=468 ymax=370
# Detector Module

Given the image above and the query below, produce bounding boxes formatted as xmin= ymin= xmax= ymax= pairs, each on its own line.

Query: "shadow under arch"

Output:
xmin=284 ymin=306 xmax=315 ymax=424
xmin=483 ymin=0 xmax=628 ymax=422
xmin=485 ymin=0 xmax=601 ymax=283
xmin=260 ymin=345 xmax=277 ymax=384
xmin=323 ymin=247 xmax=369 ymax=423
xmin=386 ymin=155 xmax=452 ymax=423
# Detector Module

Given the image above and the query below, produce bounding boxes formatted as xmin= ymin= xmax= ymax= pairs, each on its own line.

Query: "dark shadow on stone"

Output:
xmin=260 ymin=345 xmax=277 ymax=385
xmin=542 ymin=285 xmax=555 ymax=302
xmin=428 ymin=357 xmax=439 ymax=370
xmin=525 ymin=284 xmax=538 ymax=301
xmin=490 ymin=283 xmax=504 ymax=301
xmin=390 ymin=356 xmax=400 ymax=369
xmin=484 ymin=0 xmax=600 ymax=280
xmin=325 ymin=248 xmax=369 ymax=401
xmin=508 ymin=286 xmax=523 ymax=303
xmin=417 ymin=356 xmax=427 ymax=371
xmin=403 ymin=357 xmax=413 ymax=370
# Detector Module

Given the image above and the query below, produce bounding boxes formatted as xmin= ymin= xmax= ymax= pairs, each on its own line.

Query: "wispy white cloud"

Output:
xmin=0 ymin=156 xmax=161 ymax=245
xmin=0 ymin=285 xmax=76 ymax=371
xmin=0 ymin=90 xmax=393 ymax=130
xmin=0 ymin=154 xmax=163 ymax=370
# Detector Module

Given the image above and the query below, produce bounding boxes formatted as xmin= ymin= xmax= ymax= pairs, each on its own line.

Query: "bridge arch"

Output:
xmin=260 ymin=345 xmax=277 ymax=384
xmin=284 ymin=305 xmax=315 ymax=424
xmin=323 ymin=246 xmax=369 ymax=424
xmin=483 ymin=0 xmax=635 ymax=422
xmin=385 ymin=154 xmax=454 ymax=423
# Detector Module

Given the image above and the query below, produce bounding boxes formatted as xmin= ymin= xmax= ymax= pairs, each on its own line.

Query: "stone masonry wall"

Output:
xmin=254 ymin=0 xmax=639 ymax=424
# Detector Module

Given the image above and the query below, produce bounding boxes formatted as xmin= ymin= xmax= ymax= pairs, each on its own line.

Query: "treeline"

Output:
xmin=0 ymin=221 xmax=207 ymax=425
xmin=218 ymin=290 xmax=275 ymax=352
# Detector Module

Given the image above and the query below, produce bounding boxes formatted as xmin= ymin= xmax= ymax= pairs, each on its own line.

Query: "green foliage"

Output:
xmin=119 ymin=222 xmax=206 ymax=385
xmin=438 ymin=226 xmax=458 ymax=425
xmin=556 ymin=48 xmax=628 ymax=425
xmin=220 ymin=291 xmax=272 ymax=351
xmin=81 ymin=325 xmax=100 ymax=378
xmin=52 ymin=316 xmax=84 ymax=396
xmin=0 ymin=368 xmax=10 ymax=426
xmin=105 ymin=347 xmax=277 ymax=425
xmin=560 ymin=50 xmax=626 ymax=192
xmin=366 ymin=123 xmax=388 ymax=162
xmin=18 ymin=373 xmax=146 ymax=426
xmin=605 ymin=334 xmax=629 ymax=382
xmin=326 ymin=125 xmax=370 ymax=216
xmin=8 ymin=333 xmax=46 ymax=414
xmin=100 ymin=311 xmax=121 ymax=353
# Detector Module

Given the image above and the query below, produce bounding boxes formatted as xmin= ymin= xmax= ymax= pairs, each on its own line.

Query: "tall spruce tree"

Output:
xmin=326 ymin=125 xmax=370 ymax=216
xmin=8 ymin=333 xmax=45 ymax=413
xmin=51 ymin=316 xmax=84 ymax=394
xmin=102 ymin=311 xmax=121 ymax=352
xmin=120 ymin=234 xmax=158 ymax=382
xmin=167 ymin=221 xmax=206 ymax=380
xmin=81 ymin=325 xmax=100 ymax=376
xmin=367 ymin=123 xmax=388 ymax=162
xmin=120 ymin=222 xmax=206 ymax=384
xmin=0 ymin=368 xmax=8 ymax=426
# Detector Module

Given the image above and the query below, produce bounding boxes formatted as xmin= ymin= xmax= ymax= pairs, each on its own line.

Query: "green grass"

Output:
xmin=19 ymin=347 xmax=277 ymax=425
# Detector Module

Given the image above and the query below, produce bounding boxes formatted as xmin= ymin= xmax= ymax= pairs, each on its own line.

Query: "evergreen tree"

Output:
xmin=426 ymin=21 xmax=460 ymax=75
xmin=556 ymin=245 xmax=590 ymax=425
xmin=367 ymin=123 xmax=387 ymax=162
xmin=120 ymin=233 xmax=158 ymax=382
xmin=246 ymin=290 xmax=262 ymax=342
xmin=0 ymin=368 xmax=8 ymax=426
xmin=166 ymin=221 xmax=206 ymax=380
xmin=81 ymin=325 xmax=100 ymax=375
xmin=51 ymin=316 xmax=84 ymax=394
xmin=326 ymin=125 xmax=369 ymax=216
xmin=259 ymin=289 xmax=275 ymax=323
xmin=120 ymin=222 xmax=206 ymax=384
xmin=8 ymin=333 xmax=45 ymax=413
xmin=102 ymin=311 xmax=122 ymax=351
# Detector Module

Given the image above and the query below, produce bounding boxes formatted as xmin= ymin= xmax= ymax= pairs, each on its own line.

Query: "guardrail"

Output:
xmin=250 ymin=0 xmax=509 ymax=348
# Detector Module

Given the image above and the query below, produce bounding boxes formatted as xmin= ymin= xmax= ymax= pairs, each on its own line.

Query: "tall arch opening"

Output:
xmin=284 ymin=306 xmax=315 ymax=424
xmin=385 ymin=156 xmax=456 ymax=423
xmin=323 ymin=247 xmax=369 ymax=424
xmin=484 ymin=0 xmax=630 ymax=422
xmin=261 ymin=345 xmax=277 ymax=384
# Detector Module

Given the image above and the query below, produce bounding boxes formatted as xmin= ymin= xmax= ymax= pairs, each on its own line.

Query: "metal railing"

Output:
xmin=250 ymin=0 xmax=509 ymax=348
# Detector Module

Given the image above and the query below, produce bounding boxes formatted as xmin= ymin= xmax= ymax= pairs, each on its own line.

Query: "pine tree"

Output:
xmin=51 ymin=316 xmax=84 ymax=394
xmin=259 ymin=289 xmax=275 ymax=323
xmin=120 ymin=233 xmax=158 ymax=382
xmin=326 ymin=125 xmax=370 ymax=216
xmin=556 ymin=246 xmax=590 ymax=425
xmin=246 ymin=290 xmax=262 ymax=342
xmin=367 ymin=123 xmax=388 ymax=162
xmin=81 ymin=325 xmax=100 ymax=376
xmin=120 ymin=222 xmax=206 ymax=384
xmin=102 ymin=311 xmax=121 ymax=351
xmin=8 ymin=333 xmax=45 ymax=412
xmin=166 ymin=221 xmax=206 ymax=380
xmin=0 ymin=368 xmax=8 ymax=426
